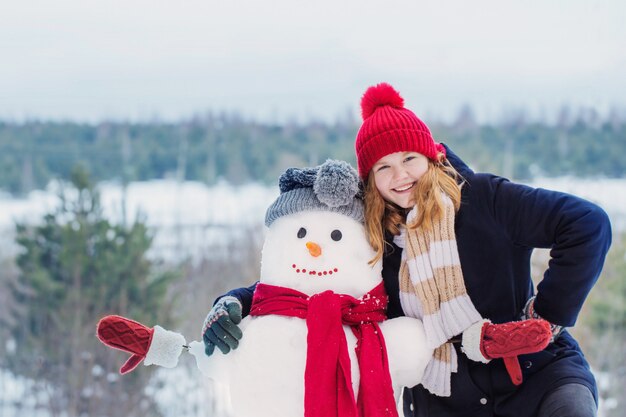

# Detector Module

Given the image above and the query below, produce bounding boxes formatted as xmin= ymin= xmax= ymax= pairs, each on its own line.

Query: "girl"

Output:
xmin=353 ymin=83 xmax=611 ymax=417
xmin=203 ymin=83 xmax=611 ymax=417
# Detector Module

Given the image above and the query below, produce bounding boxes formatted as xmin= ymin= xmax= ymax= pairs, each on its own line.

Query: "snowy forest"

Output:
xmin=2 ymin=106 xmax=626 ymax=195
xmin=0 ymin=111 xmax=625 ymax=417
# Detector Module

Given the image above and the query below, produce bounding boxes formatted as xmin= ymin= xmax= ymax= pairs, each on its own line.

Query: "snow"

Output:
xmin=147 ymin=365 xmax=233 ymax=417
xmin=97 ymin=179 xmax=278 ymax=228
xmin=0 ymin=179 xmax=279 ymax=262
xmin=0 ymin=369 xmax=51 ymax=417
xmin=259 ymin=211 xmax=382 ymax=297
xmin=1 ymin=177 xmax=624 ymax=262
xmin=0 ymin=179 xmax=277 ymax=229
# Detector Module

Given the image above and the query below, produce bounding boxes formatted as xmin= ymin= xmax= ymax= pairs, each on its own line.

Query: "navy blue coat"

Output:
xmin=222 ymin=145 xmax=612 ymax=417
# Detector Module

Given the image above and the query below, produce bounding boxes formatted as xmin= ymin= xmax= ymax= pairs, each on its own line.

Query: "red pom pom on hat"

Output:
xmin=360 ymin=82 xmax=404 ymax=120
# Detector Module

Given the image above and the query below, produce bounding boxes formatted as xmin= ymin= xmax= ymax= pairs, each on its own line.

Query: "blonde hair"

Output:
xmin=364 ymin=154 xmax=462 ymax=265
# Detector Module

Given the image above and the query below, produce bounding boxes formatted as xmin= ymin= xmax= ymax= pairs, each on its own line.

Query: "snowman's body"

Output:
xmin=190 ymin=210 xmax=432 ymax=417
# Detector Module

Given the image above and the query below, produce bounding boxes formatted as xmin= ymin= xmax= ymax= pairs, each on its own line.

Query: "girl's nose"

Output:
xmin=306 ymin=241 xmax=322 ymax=257
xmin=392 ymin=166 xmax=407 ymax=181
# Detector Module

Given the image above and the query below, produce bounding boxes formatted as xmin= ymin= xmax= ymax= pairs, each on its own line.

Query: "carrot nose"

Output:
xmin=306 ymin=241 xmax=322 ymax=257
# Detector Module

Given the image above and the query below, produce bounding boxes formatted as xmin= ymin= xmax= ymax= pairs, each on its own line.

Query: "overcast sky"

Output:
xmin=1 ymin=0 xmax=625 ymax=123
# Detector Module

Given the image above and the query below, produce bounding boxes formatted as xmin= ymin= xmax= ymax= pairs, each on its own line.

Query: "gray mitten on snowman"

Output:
xmin=202 ymin=296 xmax=243 ymax=355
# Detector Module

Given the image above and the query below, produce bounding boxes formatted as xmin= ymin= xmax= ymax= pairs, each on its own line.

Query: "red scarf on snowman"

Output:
xmin=250 ymin=281 xmax=398 ymax=417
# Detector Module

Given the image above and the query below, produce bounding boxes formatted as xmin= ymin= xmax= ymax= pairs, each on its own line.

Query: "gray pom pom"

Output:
xmin=278 ymin=167 xmax=318 ymax=193
xmin=313 ymin=160 xmax=360 ymax=208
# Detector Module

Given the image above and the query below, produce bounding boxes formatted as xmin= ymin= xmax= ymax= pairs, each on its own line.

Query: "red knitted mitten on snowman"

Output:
xmin=97 ymin=315 xmax=154 ymax=374
xmin=97 ymin=315 xmax=186 ymax=374
xmin=462 ymin=318 xmax=552 ymax=385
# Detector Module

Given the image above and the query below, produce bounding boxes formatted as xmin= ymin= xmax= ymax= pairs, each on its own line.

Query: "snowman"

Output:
xmin=98 ymin=160 xmax=432 ymax=417
xmin=97 ymin=160 xmax=551 ymax=417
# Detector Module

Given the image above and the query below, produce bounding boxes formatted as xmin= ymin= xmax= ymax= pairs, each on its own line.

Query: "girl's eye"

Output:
xmin=297 ymin=227 xmax=307 ymax=238
xmin=331 ymin=230 xmax=342 ymax=241
xmin=404 ymin=156 xmax=416 ymax=162
xmin=376 ymin=165 xmax=389 ymax=172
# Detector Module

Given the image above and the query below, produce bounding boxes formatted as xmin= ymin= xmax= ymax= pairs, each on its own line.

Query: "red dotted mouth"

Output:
xmin=292 ymin=264 xmax=338 ymax=276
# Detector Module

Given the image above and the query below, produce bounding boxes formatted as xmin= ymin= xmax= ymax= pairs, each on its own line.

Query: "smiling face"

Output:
xmin=259 ymin=210 xmax=382 ymax=298
xmin=372 ymin=151 xmax=429 ymax=209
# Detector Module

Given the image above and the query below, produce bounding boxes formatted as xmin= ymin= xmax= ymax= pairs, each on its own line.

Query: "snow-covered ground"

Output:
xmin=1 ymin=177 xmax=625 ymax=261
xmin=0 ymin=179 xmax=279 ymax=262
xmin=0 ymin=179 xmax=277 ymax=228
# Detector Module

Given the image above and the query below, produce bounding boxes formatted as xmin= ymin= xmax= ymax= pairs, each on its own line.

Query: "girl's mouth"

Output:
xmin=393 ymin=182 xmax=415 ymax=193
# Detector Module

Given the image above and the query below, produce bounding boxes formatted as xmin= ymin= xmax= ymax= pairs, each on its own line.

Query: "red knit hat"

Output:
xmin=355 ymin=83 xmax=445 ymax=179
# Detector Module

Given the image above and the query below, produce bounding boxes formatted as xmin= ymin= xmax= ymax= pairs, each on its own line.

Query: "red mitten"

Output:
xmin=462 ymin=319 xmax=552 ymax=385
xmin=96 ymin=315 xmax=155 ymax=374
xmin=481 ymin=319 xmax=552 ymax=359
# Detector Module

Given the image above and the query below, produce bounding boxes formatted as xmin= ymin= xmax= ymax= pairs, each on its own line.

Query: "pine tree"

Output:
xmin=8 ymin=165 xmax=179 ymax=417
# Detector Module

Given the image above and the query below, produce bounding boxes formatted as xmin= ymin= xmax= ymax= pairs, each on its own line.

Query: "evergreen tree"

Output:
xmin=8 ymin=165 xmax=179 ymax=417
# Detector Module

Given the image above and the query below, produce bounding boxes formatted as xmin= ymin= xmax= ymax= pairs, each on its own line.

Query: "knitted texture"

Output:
xmin=394 ymin=193 xmax=482 ymax=396
xmin=96 ymin=315 xmax=154 ymax=374
xmin=523 ymin=296 xmax=564 ymax=341
xmin=482 ymin=319 xmax=552 ymax=386
xmin=265 ymin=159 xmax=363 ymax=226
xmin=250 ymin=282 xmax=397 ymax=417
xmin=202 ymin=295 xmax=243 ymax=355
xmin=202 ymin=296 xmax=242 ymax=335
xmin=313 ymin=160 xmax=360 ymax=207
xmin=355 ymin=83 xmax=445 ymax=179
xmin=481 ymin=319 xmax=552 ymax=359
xmin=462 ymin=319 xmax=553 ymax=386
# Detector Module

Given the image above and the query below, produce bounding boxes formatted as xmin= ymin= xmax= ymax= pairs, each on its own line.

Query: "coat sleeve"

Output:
xmin=214 ymin=282 xmax=258 ymax=317
xmin=487 ymin=176 xmax=612 ymax=327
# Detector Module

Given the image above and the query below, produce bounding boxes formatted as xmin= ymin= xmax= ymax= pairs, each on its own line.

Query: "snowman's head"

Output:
xmin=259 ymin=160 xmax=382 ymax=298
xmin=260 ymin=210 xmax=381 ymax=297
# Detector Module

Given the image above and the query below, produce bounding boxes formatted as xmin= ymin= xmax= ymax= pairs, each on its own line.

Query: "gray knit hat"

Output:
xmin=265 ymin=159 xmax=364 ymax=227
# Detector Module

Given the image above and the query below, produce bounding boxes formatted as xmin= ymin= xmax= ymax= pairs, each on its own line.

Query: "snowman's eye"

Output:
xmin=331 ymin=230 xmax=342 ymax=241
xmin=297 ymin=227 xmax=307 ymax=238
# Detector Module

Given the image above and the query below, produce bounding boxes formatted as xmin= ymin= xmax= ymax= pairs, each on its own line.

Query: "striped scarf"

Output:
xmin=393 ymin=193 xmax=482 ymax=397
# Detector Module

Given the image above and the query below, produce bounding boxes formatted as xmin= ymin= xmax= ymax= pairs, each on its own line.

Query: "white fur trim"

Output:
xmin=144 ymin=325 xmax=186 ymax=368
xmin=461 ymin=319 xmax=491 ymax=364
